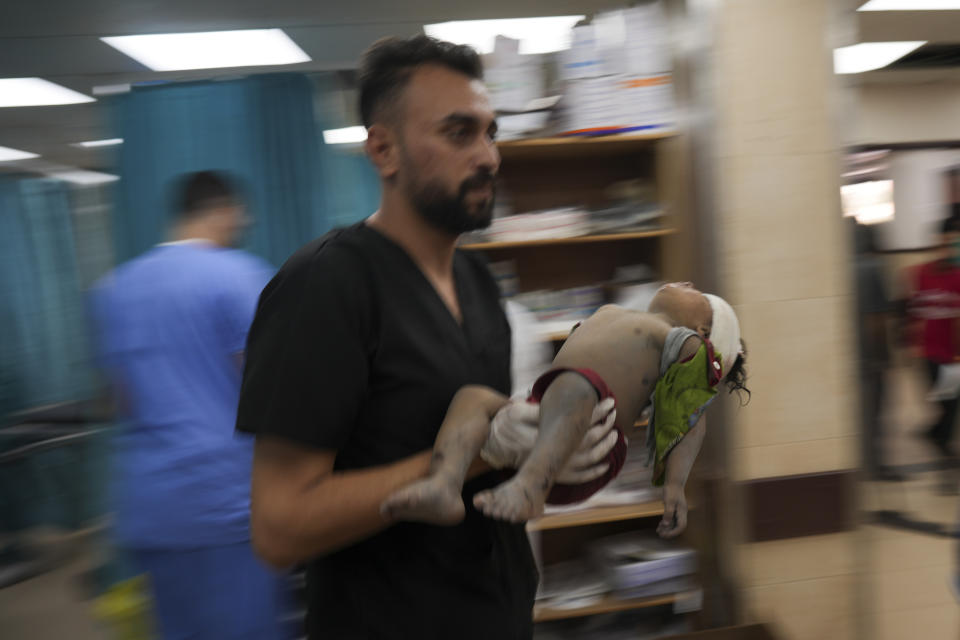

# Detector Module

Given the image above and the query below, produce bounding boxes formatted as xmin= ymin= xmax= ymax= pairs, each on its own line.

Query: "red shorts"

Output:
xmin=527 ymin=367 xmax=628 ymax=505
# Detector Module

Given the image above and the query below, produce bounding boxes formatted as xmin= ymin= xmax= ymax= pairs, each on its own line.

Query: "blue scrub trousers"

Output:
xmin=131 ymin=542 xmax=287 ymax=640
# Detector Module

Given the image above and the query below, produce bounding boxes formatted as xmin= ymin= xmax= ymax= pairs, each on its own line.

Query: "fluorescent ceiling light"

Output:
xmin=50 ymin=169 xmax=120 ymax=185
xmin=101 ymin=29 xmax=311 ymax=72
xmin=424 ymin=16 xmax=585 ymax=55
xmin=0 ymin=78 xmax=95 ymax=107
xmin=841 ymin=180 xmax=894 ymax=225
xmin=833 ymin=41 xmax=925 ymax=74
xmin=859 ymin=0 xmax=960 ymax=10
xmin=323 ymin=126 xmax=367 ymax=145
xmin=0 ymin=145 xmax=40 ymax=162
xmin=73 ymin=138 xmax=123 ymax=148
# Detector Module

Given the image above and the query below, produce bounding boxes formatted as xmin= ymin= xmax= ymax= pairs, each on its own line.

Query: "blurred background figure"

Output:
xmin=853 ymin=222 xmax=899 ymax=481
xmin=89 ymin=171 xmax=284 ymax=640
xmin=905 ymin=213 xmax=960 ymax=459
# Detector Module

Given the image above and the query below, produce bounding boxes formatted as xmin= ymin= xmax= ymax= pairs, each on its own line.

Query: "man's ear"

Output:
xmin=365 ymin=124 xmax=399 ymax=179
xmin=697 ymin=324 xmax=711 ymax=339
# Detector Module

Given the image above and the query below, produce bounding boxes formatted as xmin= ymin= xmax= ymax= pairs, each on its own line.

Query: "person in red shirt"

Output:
xmin=908 ymin=215 xmax=960 ymax=456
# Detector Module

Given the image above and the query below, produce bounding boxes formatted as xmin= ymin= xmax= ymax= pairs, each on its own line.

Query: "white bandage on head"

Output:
xmin=703 ymin=293 xmax=741 ymax=378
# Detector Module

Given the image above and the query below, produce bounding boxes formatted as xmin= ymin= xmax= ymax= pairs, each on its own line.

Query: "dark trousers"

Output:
xmin=925 ymin=360 xmax=960 ymax=446
xmin=860 ymin=363 xmax=887 ymax=472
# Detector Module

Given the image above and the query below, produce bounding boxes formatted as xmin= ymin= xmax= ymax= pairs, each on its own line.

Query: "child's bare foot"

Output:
xmin=473 ymin=476 xmax=547 ymax=523
xmin=380 ymin=477 xmax=465 ymax=526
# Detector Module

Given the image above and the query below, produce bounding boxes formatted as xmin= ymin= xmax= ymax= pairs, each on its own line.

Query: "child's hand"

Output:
xmin=657 ymin=483 xmax=687 ymax=538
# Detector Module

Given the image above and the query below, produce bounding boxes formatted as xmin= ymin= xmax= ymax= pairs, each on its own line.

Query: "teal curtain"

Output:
xmin=0 ymin=178 xmax=92 ymax=414
xmin=312 ymin=73 xmax=381 ymax=230
xmin=0 ymin=177 xmax=103 ymax=534
xmin=113 ymin=72 xmax=380 ymax=267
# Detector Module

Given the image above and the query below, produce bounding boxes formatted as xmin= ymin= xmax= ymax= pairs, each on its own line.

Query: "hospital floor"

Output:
xmin=738 ymin=360 xmax=959 ymax=640
xmin=860 ymin=361 xmax=959 ymax=639
xmin=1 ymin=363 xmax=956 ymax=640
xmin=0 ymin=532 xmax=108 ymax=640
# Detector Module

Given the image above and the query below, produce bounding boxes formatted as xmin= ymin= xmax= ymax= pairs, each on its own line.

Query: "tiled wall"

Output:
xmin=714 ymin=0 xmax=857 ymax=483
xmin=713 ymin=1 xmax=862 ymax=638
xmin=737 ymin=533 xmax=862 ymax=640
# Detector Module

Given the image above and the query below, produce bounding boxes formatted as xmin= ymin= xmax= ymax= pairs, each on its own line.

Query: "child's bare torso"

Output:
xmin=552 ymin=305 xmax=673 ymax=430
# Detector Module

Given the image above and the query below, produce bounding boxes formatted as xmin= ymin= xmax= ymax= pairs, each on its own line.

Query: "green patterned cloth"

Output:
xmin=650 ymin=341 xmax=719 ymax=486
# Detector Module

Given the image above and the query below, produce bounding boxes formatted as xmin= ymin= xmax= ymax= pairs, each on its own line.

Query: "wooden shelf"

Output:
xmin=528 ymin=500 xmax=664 ymax=532
xmin=498 ymin=132 xmax=676 ymax=160
xmin=534 ymin=592 xmax=677 ymax=622
xmin=461 ymin=228 xmax=675 ymax=251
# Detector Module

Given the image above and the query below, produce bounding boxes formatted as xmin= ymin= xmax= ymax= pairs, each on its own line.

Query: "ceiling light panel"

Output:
xmin=0 ymin=78 xmax=95 ymax=107
xmin=0 ymin=145 xmax=40 ymax=161
xmin=100 ymin=29 xmax=311 ymax=72
xmin=859 ymin=1 xmax=960 ymax=10
xmin=323 ymin=127 xmax=368 ymax=145
xmin=73 ymin=138 xmax=124 ymax=148
xmin=833 ymin=41 xmax=926 ymax=74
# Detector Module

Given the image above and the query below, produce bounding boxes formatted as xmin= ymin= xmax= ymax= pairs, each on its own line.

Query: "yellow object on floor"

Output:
xmin=91 ymin=575 xmax=157 ymax=640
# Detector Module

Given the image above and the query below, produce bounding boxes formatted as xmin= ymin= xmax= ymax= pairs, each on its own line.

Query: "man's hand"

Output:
xmin=481 ymin=396 xmax=618 ymax=484
xmin=657 ymin=482 xmax=688 ymax=538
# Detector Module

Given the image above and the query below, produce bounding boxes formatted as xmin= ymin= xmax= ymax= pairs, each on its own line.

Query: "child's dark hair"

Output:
xmin=725 ymin=340 xmax=750 ymax=404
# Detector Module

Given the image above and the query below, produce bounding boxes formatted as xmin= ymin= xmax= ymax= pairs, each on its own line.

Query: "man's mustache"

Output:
xmin=461 ymin=172 xmax=495 ymax=192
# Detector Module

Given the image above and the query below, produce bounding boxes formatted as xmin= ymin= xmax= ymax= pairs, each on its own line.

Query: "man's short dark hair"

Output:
xmin=357 ymin=35 xmax=484 ymax=128
xmin=172 ymin=171 xmax=240 ymax=220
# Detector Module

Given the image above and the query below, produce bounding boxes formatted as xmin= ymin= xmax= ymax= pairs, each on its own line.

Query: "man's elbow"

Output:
xmin=250 ymin=505 xmax=298 ymax=570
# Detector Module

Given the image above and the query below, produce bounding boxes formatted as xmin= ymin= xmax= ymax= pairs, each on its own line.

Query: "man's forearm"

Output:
xmin=252 ymin=447 xmax=492 ymax=568
xmin=267 ymin=452 xmax=431 ymax=566
xmin=663 ymin=417 xmax=706 ymax=489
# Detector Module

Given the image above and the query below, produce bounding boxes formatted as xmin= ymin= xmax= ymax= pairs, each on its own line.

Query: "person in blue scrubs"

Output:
xmin=90 ymin=171 xmax=283 ymax=639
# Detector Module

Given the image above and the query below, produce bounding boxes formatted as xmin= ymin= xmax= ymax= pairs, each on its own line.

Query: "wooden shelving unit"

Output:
xmin=470 ymin=126 xmax=701 ymax=629
xmin=461 ymin=228 xmax=676 ymax=251
xmin=497 ymin=132 xmax=677 ymax=160
xmin=528 ymin=501 xmax=665 ymax=532
xmin=534 ymin=592 xmax=677 ymax=623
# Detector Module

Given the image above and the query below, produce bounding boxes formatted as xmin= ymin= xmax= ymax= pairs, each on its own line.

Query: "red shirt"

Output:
xmin=910 ymin=261 xmax=960 ymax=363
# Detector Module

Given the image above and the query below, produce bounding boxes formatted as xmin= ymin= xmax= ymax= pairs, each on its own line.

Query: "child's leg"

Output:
xmin=381 ymin=385 xmax=507 ymax=525
xmin=474 ymin=372 xmax=597 ymax=522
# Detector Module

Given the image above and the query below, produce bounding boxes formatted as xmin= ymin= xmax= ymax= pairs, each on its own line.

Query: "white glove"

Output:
xmin=481 ymin=396 xmax=619 ymax=485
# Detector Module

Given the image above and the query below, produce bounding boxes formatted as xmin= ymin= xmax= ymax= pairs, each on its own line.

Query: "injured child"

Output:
xmin=380 ymin=282 xmax=748 ymax=538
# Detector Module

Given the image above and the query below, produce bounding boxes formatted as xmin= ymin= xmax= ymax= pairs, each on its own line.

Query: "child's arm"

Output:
xmin=657 ymin=334 xmax=709 ymax=538
xmin=657 ymin=415 xmax=705 ymax=538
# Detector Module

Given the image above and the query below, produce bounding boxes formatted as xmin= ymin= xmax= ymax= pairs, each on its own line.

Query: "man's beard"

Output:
xmin=409 ymin=171 xmax=496 ymax=236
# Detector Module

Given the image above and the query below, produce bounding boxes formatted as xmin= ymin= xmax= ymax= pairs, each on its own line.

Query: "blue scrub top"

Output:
xmin=91 ymin=242 xmax=273 ymax=548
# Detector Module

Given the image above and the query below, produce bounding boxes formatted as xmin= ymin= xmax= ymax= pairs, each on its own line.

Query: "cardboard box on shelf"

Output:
xmin=559 ymin=23 xmax=604 ymax=81
xmin=485 ymin=36 xmax=545 ymax=114
xmin=562 ymin=74 xmax=676 ymax=135
xmin=593 ymin=3 xmax=672 ymax=77
xmin=615 ymin=74 xmax=677 ymax=132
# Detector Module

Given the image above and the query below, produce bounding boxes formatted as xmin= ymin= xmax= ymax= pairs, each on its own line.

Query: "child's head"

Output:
xmin=648 ymin=282 xmax=713 ymax=337
xmin=649 ymin=283 xmax=748 ymax=397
